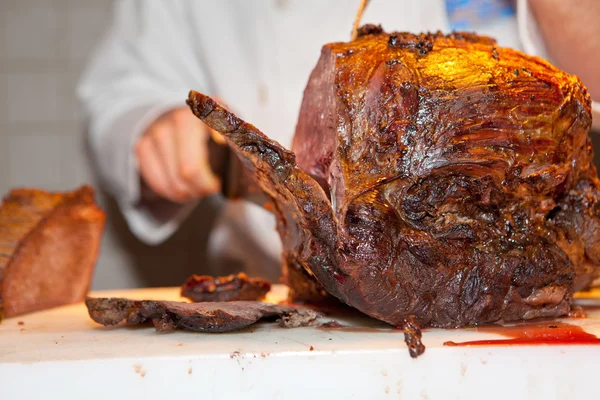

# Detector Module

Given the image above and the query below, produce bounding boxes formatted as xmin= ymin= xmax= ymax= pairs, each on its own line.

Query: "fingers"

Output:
xmin=151 ymin=117 xmax=196 ymax=202
xmin=136 ymin=107 xmax=221 ymax=203
xmin=136 ymin=135 xmax=176 ymax=201
xmin=172 ymin=110 xmax=221 ymax=196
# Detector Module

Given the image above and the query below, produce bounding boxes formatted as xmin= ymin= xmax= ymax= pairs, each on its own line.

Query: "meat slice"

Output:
xmin=186 ymin=28 xmax=600 ymax=331
xmin=181 ymin=272 xmax=271 ymax=302
xmin=186 ymin=92 xmax=346 ymax=308
xmin=86 ymin=298 xmax=319 ymax=333
xmin=0 ymin=186 xmax=105 ymax=320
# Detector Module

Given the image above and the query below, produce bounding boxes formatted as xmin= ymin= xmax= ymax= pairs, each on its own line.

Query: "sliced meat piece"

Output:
xmin=186 ymin=91 xmax=348 ymax=309
xmin=86 ymin=297 xmax=319 ymax=333
xmin=0 ymin=186 xmax=105 ymax=320
xmin=181 ymin=272 xmax=271 ymax=302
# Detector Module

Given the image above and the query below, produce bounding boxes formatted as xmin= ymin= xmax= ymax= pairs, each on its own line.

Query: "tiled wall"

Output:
xmin=0 ymin=0 xmax=108 ymax=189
xmin=0 ymin=0 xmax=144 ymax=289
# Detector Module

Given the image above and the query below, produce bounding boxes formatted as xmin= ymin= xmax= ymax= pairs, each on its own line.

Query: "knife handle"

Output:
xmin=207 ymin=131 xmax=245 ymax=200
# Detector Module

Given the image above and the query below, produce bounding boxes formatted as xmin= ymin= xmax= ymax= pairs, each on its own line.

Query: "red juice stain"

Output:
xmin=444 ymin=322 xmax=600 ymax=347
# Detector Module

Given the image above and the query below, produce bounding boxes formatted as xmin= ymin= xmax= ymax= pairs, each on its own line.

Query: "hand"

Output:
xmin=135 ymin=107 xmax=220 ymax=203
xmin=529 ymin=0 xmax=600 ymax=99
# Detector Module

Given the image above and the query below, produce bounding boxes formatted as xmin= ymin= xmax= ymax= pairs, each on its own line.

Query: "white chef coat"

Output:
xmin=77 ymin=0 xmax=600 ymax=279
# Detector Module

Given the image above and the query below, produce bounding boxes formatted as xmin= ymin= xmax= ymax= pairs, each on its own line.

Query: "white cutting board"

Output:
xmin=1 ymin=285 xmax=600 ymax=400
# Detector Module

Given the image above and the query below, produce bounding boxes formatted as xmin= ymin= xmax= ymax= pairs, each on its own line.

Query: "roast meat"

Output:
xmin=187 ymin=28 xmax=600 ymax=329
xmin=0 ymin=186 xmax=105 ymax=319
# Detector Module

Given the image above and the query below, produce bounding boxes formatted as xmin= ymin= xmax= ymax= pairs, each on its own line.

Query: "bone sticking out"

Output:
xmin=351 ymin=0 xmax=370 ymax=41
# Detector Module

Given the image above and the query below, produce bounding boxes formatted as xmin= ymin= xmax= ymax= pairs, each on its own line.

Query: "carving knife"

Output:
xmin=207 ymin=130 xmax=269 ymax=208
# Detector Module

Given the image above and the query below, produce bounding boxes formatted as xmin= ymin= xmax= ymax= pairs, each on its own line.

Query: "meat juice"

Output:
xmin=444 ymin=322 xmax=600 ymax=346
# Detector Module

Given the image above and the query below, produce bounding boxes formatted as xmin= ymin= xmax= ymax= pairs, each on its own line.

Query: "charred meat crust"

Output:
xmin=282 ymin=254 xmax=337 ymax=305
xmin=181 ymin=273 xmax=271 ymax=302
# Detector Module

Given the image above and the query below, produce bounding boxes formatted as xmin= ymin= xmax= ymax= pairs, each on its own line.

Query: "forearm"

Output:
xmin=529 ymin=0 xmax=600 ymax=98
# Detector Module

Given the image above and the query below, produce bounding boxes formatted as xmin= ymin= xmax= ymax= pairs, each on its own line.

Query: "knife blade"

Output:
xmin=207 ymin=129 xmax=269 ymax=208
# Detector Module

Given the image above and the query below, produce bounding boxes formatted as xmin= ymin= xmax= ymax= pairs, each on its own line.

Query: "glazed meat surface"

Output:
xmin=188 ymin=28 xmax=600 ymax=329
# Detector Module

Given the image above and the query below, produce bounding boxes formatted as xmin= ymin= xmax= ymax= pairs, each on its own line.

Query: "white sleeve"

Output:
xmin=77 ymin=0 xmax=211 ymax=244
xmin=517 ymin=0 xmax=600 ymax=131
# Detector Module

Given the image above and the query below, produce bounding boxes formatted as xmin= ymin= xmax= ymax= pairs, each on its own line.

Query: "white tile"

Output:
xmin=0 ymin=121 xmax=74 ymax=138
xmin=3 ymin=123 xmax=95 ymax=190
xmin=0 ymin=123 xmax=11 ymax=139
xmin=0 ymin=72 xmax=60 ymax=123
xmin=1 ymin=0 xmax=62 ymax=10
xmin=7 ymin=132 xmax=64 ymax=190
xmin=92 ymin=233 xmax=143 ymax=290
xmin=0 ymin=135 xmax=10 ymax=196
xmin=58 ymin=129 xmax=95 ymax=188
xmin=63 ymin=6 xmax=113 ymax=64
xmin=63 ymin=0 xmax=114 ymax=8
xmin=0 ymin=5 xmax=61 ymax=63
xmin=57 ymin=70 xmax=85 ymax=122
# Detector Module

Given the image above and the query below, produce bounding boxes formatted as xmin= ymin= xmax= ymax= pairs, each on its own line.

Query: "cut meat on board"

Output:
xmin=86 ymin=297 xmax=320 ymax=332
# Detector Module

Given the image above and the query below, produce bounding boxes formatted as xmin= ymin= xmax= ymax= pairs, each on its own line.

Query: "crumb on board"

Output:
xmin=133 ymin=364 xmax=146 ymax=378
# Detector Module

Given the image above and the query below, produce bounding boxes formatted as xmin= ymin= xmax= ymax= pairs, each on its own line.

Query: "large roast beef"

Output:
xmin=187 ymin=27 xmax=600 ymax=329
